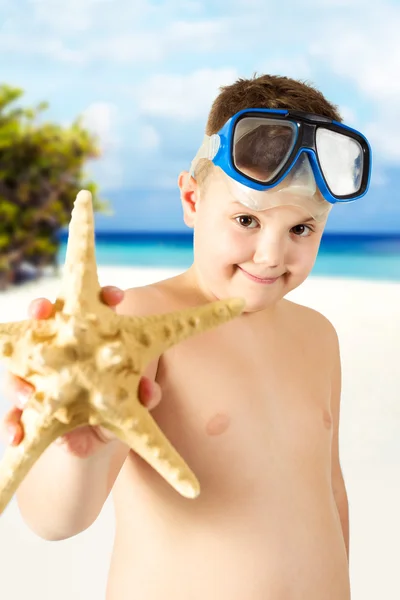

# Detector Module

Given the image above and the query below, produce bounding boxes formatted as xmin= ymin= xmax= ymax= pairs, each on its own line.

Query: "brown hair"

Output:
xmin=194 ymin=73 xmax=341 ymax=187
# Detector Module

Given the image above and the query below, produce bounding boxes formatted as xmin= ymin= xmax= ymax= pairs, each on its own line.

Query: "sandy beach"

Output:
xmin=0 ymin=265 xmax=399 ymax=599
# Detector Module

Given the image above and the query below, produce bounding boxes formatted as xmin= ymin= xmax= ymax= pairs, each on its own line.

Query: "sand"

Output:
xmin=0 ymin=265 xmax=399 ymax=599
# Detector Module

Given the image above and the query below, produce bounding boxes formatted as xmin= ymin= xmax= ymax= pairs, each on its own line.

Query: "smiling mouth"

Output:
xmin=237 ymin=266 xmax=283 ymax=284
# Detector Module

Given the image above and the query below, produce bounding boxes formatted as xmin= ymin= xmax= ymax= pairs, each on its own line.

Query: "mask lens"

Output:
xmin=233 ymin=117 xmax=297 ymax=183
xmin=316 ymin=128 xmax=363 ymax=197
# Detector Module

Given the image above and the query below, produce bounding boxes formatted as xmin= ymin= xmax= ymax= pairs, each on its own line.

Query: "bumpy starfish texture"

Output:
xmin=0 ymin=190 xmax=245 ymax=514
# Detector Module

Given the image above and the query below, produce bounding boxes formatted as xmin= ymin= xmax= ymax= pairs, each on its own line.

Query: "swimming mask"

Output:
xmin=190 ymin=108 xmax=372 ymax=221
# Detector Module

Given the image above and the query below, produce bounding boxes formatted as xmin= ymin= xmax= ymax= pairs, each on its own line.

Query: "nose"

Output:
xmin=252 ymin=231 xmax=285 ymax=269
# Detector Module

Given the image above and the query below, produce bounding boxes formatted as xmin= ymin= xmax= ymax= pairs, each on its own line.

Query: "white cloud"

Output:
xmin=27 ymin=0 xmax=151 ymax=35
xmin=90 ymin=33 xmax=165 ymax=63
xmin=364 ymin=119 xmax=400 ymax=164
xmin=337 ymin=106 xmax=357 ymax=126
xmin=92 ymin=18 xmax=226 ymax=63
xmin=136 ymin=68 xmax=239 ymax=121
xmin=0 ymin=20 xmax=226 ymax=65
xmin=308 ymin=4 xmax=400 ymax=164
xmin=369 ymin=166 xmax=389 ymax=188
xmin=138 ymin=125 xmax=161 ymax=151
xmin=0 ymin=0 xmax=16 ymax=34
xmin=1 ymin=1 xmax=227 ymax=64
xmin=310 ymin=25 xmax=400 ymax=104
xmin=79 ymin=101 xmax=124 ymax=188
xmin=258 ymin=56 xmax=313 ymax=81
xmin=81 ymin=102 xmax=120 ymax=149
xmin=3 ymin=0 xmax=400 ymax=192
xmin=166 ymin=19 xmax=226 ymax=52
xmin=302 ymin=0 xmax=365 ymax=6
xmin=29 ymin=0 xmax=95 ymax=33
xmin=0 ymin=31 xmax=86 ymax=63
xmin=86 ymin=154 xmax=125 ymax=190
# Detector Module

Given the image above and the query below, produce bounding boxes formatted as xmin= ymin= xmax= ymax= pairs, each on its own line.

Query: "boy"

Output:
xmin=1 ymin=74 xmax=371 ymax=599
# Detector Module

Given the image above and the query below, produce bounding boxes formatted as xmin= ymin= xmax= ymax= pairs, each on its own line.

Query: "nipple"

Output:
xmin=205 ymin=412 xmax=231 ymax=436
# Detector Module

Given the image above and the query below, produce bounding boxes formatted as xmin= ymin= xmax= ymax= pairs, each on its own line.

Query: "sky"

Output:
xmin=0 ymin=0 xmax=399 ymax=233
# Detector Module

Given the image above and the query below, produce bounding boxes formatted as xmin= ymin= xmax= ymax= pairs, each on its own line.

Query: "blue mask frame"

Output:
xmin=191 ymin=108 xmax=372 ymax=205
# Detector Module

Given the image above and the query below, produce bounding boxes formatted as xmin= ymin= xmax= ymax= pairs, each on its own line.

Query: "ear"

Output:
xmin=178 ymin=170 xmax=201 ymax=228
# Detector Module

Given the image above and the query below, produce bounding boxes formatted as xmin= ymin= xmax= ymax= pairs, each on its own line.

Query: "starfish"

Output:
xmin=0 ymin=190 xmax=245 ymax=514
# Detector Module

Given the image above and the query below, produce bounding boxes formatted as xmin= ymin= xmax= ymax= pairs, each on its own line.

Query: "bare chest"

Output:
xmin=148 ymin=322 xmax=334 ymax=500
xmin=110 ymin=303 xmax=347 ymax=600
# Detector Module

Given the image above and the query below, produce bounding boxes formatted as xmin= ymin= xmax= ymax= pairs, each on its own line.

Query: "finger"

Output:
xmin=138 ymin=376 xmax=162 ymax=411
xmin=1 ymin=407 xmax=24 ymax=445
xmin=28 ymin=298 xmax=54 ymax=320
xmin=13 ymin=376 xmax=34 ymax=409
xmin=100 ymin=286 xmax=124 ymax=309
xmin=3 ymin=373 xmax=34 ymax=409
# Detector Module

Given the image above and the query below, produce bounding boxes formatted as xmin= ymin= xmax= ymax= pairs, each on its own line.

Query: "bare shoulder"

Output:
xmin=115 ymin=272 xmax=204 ymax=319
xmin=115 ymin=276 xmax=181 ymax=318
xmin=283 ymin=299 xmax=339 ymax=356
xmin=116 ymin=283 xmax=163 ymax=317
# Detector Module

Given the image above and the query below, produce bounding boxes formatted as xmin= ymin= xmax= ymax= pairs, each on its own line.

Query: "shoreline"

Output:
xmin=2 ymin=262 xmax=400 ymax=290
xmin=1 ymin=264 xmax=399 ymax=320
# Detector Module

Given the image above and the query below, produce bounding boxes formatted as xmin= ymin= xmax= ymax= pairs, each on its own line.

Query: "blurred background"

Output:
xmin=0 ymin=2 xmax=399 ymax=600
xmin=0 ymin=0 xmax=399 ymax=285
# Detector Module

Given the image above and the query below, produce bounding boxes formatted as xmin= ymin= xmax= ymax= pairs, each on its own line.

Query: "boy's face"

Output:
xmin=179 ymin=167 xmax=328 ymax=313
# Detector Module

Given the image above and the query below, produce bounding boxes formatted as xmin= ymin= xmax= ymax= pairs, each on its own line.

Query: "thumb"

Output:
xmin=100 ymin=286 xmax=124 ymax=310
xmin=138 ymin=376 xmax=162 ymax=411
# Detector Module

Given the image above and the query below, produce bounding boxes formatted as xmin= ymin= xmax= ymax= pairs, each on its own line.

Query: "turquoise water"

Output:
xmin=57 ymin=232 xmax=400 ymax=282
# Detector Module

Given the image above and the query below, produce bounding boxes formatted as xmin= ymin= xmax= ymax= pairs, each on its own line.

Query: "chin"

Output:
xmin=244 ymin=295 xmax=282 ymax=313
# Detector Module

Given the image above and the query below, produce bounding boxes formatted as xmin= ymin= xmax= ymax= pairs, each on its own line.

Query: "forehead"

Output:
xmin=205 ymin=176 xmax=328 ymax=222
xmin=202 ymin=161 xmax=331 ymax=221
xmin=227 ymin=198 xmax=320 ymax=221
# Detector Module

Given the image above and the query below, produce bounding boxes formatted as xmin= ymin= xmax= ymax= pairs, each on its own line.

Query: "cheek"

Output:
xmin=287 ymin=238 xmax=321 ymax=271
xmin=215 ymin=225 xmax=252 ymax=263
xmin=196 ymin=217 xmax=249 ymax=261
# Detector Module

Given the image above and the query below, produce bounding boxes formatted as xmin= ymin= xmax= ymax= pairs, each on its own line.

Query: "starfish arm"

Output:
xmin=0 ymin=319 xmax=32 ymax=342
xmin=0 ymin=318 xmax=56 ymax=342
xmin=0 ymin=405 xmax=88 ymax=515
xmin=114 ymin=297 xmax=245 ymax=364
xmin=98 ymin=403 xmax=200 ymax=499
xmin=0 ymin=319 xmax=56 ymax=377
xmin=57 ymin=190 xmax=102 ymax=316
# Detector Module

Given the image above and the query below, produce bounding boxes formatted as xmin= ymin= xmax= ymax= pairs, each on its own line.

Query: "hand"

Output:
xmin=0 ymin=286 xmax=162 ymax=458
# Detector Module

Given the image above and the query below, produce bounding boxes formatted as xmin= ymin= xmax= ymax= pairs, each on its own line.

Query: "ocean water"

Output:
xmin=58 ymin=232 xmax=400 ymax=282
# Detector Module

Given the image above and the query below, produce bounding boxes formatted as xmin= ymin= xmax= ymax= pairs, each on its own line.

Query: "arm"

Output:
xmin=329 ymin=326 xmax=350 ymax=561
xmin=16 ymin=286 xmax=160 ymax=541
xmin=16 ymin=438 xmax=129 ymax=541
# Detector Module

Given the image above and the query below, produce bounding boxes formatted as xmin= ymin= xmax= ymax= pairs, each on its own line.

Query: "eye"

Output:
xmin=291 ymin=224 xmax=314 ymax=237
xmin=235 ymin=215 xmax=259 ymax=229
